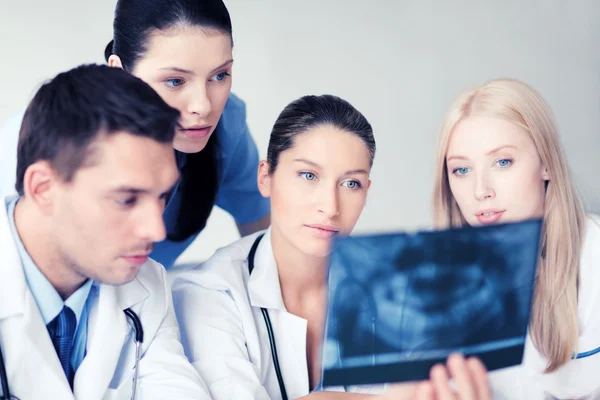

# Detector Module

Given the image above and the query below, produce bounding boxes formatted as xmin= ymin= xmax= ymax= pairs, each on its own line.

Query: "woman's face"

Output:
xmin=129 ymin=26 xmax=233 ymax=153
xmin=445 ymin=116 xmax=549 ymax=226
xmin=259 ymin=125 xmax=372 ymax=258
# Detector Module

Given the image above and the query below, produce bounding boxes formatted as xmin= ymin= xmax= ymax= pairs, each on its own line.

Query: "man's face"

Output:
xmin=50 ymin=132 xmax=178 ymax=284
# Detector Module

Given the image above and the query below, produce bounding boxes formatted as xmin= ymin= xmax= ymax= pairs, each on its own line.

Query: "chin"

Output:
xmin=173 ymin=137 xmax=210 ymax=154
xmin=299 ymin=240 xmax=332 ymax=259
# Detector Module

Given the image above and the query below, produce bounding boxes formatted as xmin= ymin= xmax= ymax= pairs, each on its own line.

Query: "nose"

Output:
xmin=316 ymin=184 xmax=340 ymax=218
xmin=186 ymin=84 xmax=211 ymax=118
xmin=137 ymin=201 xmax=167 ymax=243
xmin=474 ymin=170 xmax=495 ymax=201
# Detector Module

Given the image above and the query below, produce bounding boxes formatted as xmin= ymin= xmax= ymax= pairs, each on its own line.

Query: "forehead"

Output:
xmin=280 ymin=125 xmax=372 ymax=169
xmin=136 ymin=26 xmax=232 ymax=72
xmin=447 ymin=116 xmax=535 ymax=154
xmin=75 ymin=132 xmax=178 ymax=189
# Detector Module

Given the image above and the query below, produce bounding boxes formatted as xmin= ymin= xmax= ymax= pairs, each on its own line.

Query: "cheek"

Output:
xmin=448 ymin=178 xmax=471 ymax=207
xmin=269 ymin=180 xmax=314 ymax=222
xmin=154 ymin=88 xmax=183 ymax=112
xmin=339 ymin=192 xmax=367 ymax=228
xmin=501 ymin=170 xmax=546 ymax=215
xmin=208 ymin=84 xmax=231 ymax=117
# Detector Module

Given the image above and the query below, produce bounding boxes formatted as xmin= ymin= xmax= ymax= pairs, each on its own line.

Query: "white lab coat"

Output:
xmin=0 ymin=197 xmax=211 ymax=400
xmin=171 ymin=229 xmax=384 ymax=400
xmin=489 ymin=215 xmax=600 ymax=400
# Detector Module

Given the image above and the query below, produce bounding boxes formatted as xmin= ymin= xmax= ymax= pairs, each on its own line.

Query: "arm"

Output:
xmin=172 ymin=278 xmax=274 ymax=400
xmin=134 ymin=269 xmax=212 ymax=399
xmin=214 ymin=100 xmax=270 ymax=234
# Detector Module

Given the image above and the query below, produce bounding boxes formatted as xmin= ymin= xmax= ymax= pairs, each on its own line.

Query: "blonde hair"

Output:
xmin=432 ymin=78 xmax=586 ymax=372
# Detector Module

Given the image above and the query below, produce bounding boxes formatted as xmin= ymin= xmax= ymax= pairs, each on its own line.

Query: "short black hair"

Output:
xmin=16 ymin=63 xmax=180 ymax=195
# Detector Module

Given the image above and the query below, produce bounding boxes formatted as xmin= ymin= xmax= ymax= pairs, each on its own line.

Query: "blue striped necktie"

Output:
xmin=47 ymin=305 xmax=76 ymax=388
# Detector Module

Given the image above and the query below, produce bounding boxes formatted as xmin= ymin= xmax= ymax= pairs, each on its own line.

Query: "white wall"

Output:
xmin=1 ymin=1 xmax=599 ymax=264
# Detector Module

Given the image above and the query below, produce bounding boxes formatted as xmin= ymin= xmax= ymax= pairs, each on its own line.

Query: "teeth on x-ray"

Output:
xmin=322 ymin=218 xmax=542 ymax=387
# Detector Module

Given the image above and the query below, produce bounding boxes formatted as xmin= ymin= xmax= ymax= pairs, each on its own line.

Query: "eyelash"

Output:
xmin=211 ymin=71 xmax=231 ymax=82
xmin=116 ymin=197 xmax=137 ymax=208
xmin=164 ymin=78 xmax=185 ymax=89
xmin=162 ymin=70 xmax=230 ymax=89
xmin=298 ymin=171 xmax=362 ymax=190
xmin=451 ymin=158 xmax=513 ymax=176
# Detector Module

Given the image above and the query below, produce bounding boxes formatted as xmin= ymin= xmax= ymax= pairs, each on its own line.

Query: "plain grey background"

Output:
xmin=0 ymin=1 xmax=598 ymax=264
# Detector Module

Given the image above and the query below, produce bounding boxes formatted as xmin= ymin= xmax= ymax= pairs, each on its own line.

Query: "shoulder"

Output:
xmin=583 ymin=214 xmax=600 ymax=242
xmin=581 ymin=214 xmax=600 ymax=267
xmin=222 ymin=92 xmax=247 ymax=116
xmin=215 ymin=93 xmax=249 ymax=148
xmin=171 ymin=231 xmax=263 ymax=294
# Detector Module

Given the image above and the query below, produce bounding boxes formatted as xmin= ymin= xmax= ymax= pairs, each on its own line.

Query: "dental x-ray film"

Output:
xmin=321 ymin=219 xmax=542 ymax=387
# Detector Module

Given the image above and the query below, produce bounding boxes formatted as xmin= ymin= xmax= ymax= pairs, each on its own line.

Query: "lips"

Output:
xmin=122 ymin=253 xmax=150 ymax=266
xmin=179 ymin=125 xmax=212 ymax=140
xmin=305 ymin=224 xmax=340 ymax=239
xmin=475 ymin=209 xmax=505 ymax=225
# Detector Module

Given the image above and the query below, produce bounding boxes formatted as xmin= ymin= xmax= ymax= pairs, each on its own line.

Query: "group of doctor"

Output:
xmin=1 ymin=0 xmax=598 ymax=399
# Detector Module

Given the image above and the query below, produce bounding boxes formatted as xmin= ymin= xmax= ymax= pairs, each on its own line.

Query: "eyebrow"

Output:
xmin=210 ymin=59 xmax=234 ymax=74
xmin=111 ymin=187 xmax=150 ymax=195
xmin=111 ymin=184 xmax=175 ymax=197
xmin=292 ymin=158 xmax=369 ymax=176
xmin=159 ymin=59 xmax=234 ymax=76
xmin=446 ymin=144 xmax=517 ymax=162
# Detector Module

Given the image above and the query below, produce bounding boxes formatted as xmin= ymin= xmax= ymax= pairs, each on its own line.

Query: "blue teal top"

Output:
xmin=150 ymin=93 xmax=270 ymax=268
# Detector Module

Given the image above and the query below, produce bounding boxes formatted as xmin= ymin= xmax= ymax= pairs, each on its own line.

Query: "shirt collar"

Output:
xmin=6 ymin=197 xmax=92 ymax=325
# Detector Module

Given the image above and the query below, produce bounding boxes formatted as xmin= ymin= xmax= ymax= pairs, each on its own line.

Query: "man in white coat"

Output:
xmin=0 ymin=64 xmax=210 ymax=399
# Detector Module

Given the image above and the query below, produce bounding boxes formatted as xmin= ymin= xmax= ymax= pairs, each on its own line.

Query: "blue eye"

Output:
xmin=211 ymin=71 xmax=231 ymax=82
xmin=342 ymin=180 xmax=362 ymax=190
xmin=164 ymin=78 xmax=185 ymax=88
xmin=452 ymin=167 xmax=469 ymax=176
xmin=299 ymin=171 xmax=317 ymax=181
xmin=497 ymin=159 xmax=512 ymax=167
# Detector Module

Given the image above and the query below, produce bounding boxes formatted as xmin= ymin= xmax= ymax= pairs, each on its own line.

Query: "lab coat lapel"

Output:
xmin=73 ymin=276 xmax=149 ymax=400
xmin=246 ymin=230 xmax=311 ymax=398
xmin=0 ymin=201 xmax=75 ymax=399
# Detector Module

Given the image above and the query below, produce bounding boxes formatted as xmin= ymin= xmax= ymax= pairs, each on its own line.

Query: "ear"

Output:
xmin=22 ymin=161 xmax=60 ymax=215
xmin=541 ymin=166 xmax=550 ymax=181
xmin=108 ymin=55 xmax=124 ymax=69
xmin=257 ymin=160 xmax=272 ymax=198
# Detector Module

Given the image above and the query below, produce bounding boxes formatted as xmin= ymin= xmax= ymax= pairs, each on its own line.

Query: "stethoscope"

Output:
xmin=247 ymin=234 xmax=376 ymax=400
xmin=0 ymin=308 xmax=143 ymax=400
xmin=248 ymin=234 xmax=289 ymax=400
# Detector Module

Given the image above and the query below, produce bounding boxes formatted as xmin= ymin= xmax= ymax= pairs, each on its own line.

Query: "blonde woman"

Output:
xmin=432 ymin=78 xmax=600 ymax=399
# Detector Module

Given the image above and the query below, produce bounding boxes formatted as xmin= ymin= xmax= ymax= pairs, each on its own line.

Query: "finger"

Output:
xmin=414 ymin=381 xmax=435 ymax=400
xmin=466 ymin=357 xmax=492 ymax=400
xmin=430 ymin=363 xmax=455 ymax=400
xmin=447 ymin=353 xmax=476 ymax=400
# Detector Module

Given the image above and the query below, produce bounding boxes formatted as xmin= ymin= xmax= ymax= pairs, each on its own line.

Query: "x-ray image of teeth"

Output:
xmin=322 ymin=219 xmax=542 ymax=387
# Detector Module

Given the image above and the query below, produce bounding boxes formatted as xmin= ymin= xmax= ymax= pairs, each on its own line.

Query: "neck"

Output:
xmin=14 ymin=198 xmax=87 ymax=300
xmin=270 ymin=227 xmax=329 ymax=307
